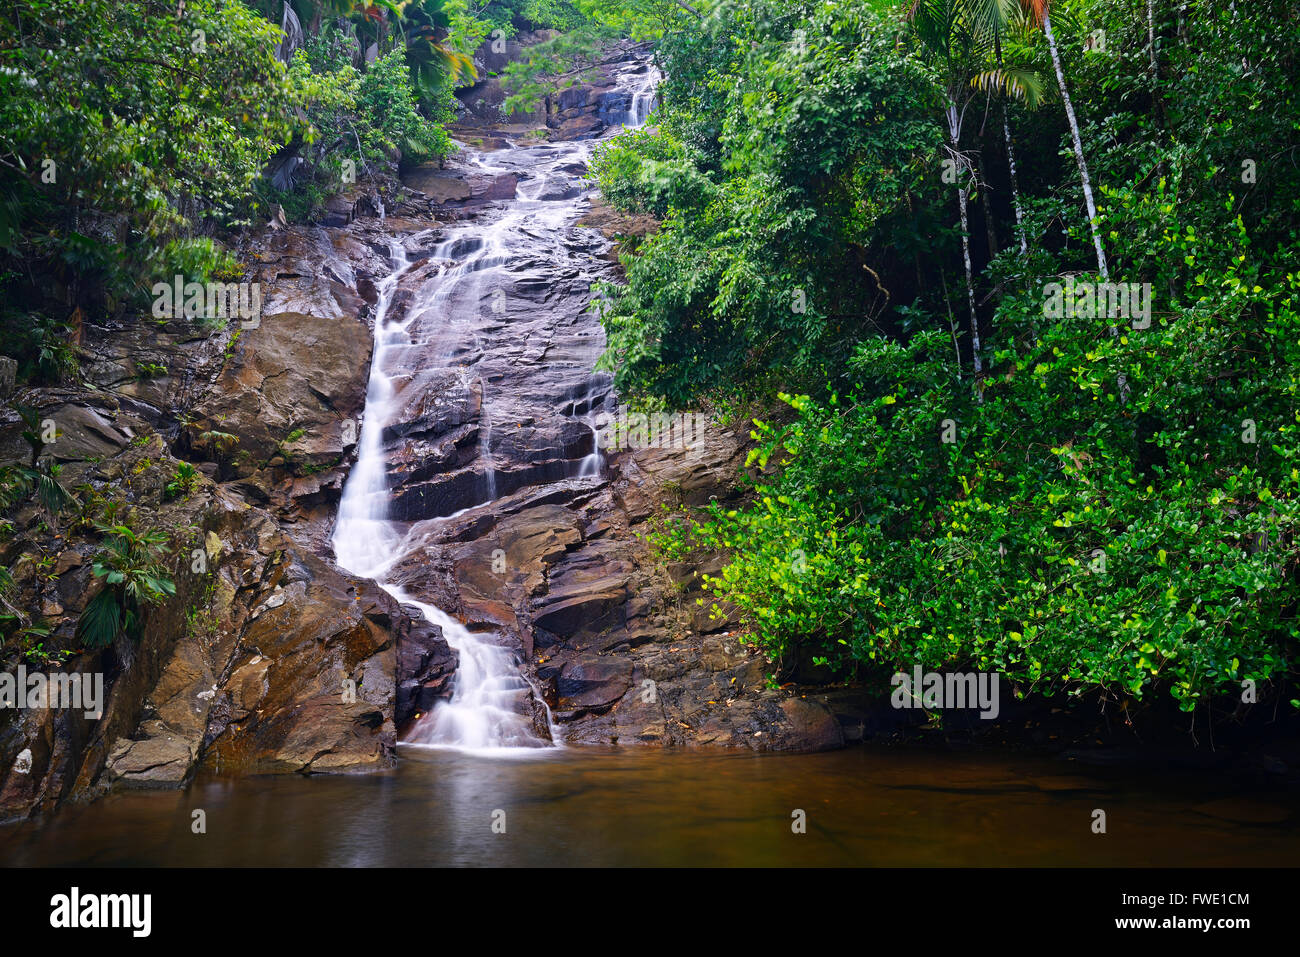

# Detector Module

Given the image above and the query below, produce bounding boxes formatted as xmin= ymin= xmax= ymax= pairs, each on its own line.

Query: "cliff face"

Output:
xmin=0 ymin=199 xmax=455 ymax=820
xmin=0 ymin=40 xmax=876 ymax=822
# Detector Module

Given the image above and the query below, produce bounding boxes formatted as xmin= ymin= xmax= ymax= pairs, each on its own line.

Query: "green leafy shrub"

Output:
xmin=661 ymin=237 xmax=1300 ymax=710
xmin=76 ymin=522 xmax=176 ymax=649
xmin=149 ymin=238 xmax=244 ymax=288
xmin=164 ymin=462 xmax=200 ymax=501
xmin=357 ymin=49 xmax=455 ymax=164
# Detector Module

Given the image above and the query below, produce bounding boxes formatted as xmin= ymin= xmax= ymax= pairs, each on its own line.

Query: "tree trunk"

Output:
xmin=1043 ymin=10 xmax=1109 ymax=280
xmin=958 ymin=184 xmax=982 ymax=375
xmin=1002 ymin=104 xmax=1027 ymax=256
xmin=947 ymin=101 xmax=982 ymax=376
xmin=936 ymin=262 xmax=963 ymax=380
xmin=995 ymin=37 xmax=1027 ymax=256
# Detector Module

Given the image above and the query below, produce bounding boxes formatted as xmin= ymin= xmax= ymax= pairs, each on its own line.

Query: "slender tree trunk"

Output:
xmin=1043 ymin=10 xmax=1109 ymax=281
xmin=948 ymin=102 xmax=982 ymax=376
xmin=1002 ymin=104 xmax=1027 ymax=256
xmin=995 ymin=36 xmax=1027 ymax=256
xmin=958 ymin=185 xmax=982 ymax=375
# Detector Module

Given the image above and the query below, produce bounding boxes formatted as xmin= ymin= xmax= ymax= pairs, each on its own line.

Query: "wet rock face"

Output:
xmin=365 ymin=100 xmax=879 ymax=749
xmin=188 ymin=309 xmax=371 ymax=475
xmin=0 ymin=39 xmax=866 ymax=822
xmin=397 ymin=429 xmax=872 ymax=753
xmin=0 ymin=191 xmax=448 ymax=818
xmin=454 ymin=37 xmax=653 ymax=141
xmin=176 ymin=226 xmax=400 ymax=536
xmin=395 ymin=609 xmax=457 ymax=726
xmin=0 ymin=411 xmax=457 ymax=817
xmin=191 ymin=522 xmax=399 ymax=776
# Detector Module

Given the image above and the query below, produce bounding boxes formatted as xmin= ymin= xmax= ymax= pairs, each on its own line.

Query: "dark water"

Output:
xmin=2 ymin=745 xmax=1297 ymax=866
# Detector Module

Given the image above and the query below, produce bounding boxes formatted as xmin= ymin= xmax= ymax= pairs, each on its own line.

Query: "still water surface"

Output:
xmin=2 ymin=746 xmax=1296 ymax=866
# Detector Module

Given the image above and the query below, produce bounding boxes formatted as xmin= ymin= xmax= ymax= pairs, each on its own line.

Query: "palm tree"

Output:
xmin=1022 ymin=0 xmax=1109 ymax=279
xmin=968 ymin=0 xmax=1044 ymax=257
xmin=279 ymin=1 xmax=476 ymax=94
xmin=380 ymin=0 xmax=477 ymax=94
xmin=909 ymin=0 xmax=1040 ymax=376
xmin=908 ymin=0 xmax=991 ymax=376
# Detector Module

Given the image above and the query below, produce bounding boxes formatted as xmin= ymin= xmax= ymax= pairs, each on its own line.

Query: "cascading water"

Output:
xmin=332 ymin=61 xmax=658 ymax=753
xmin=573 ymin=377 xmax=614 ymax=479
xmin=630 ymin=68 xmax=660 ymax=125
xmin=477 ymin=376 xmax=497 ymax=500
xmin=332 ymin=241 xmax=410 ymax=580
xmin=601 ymin=67 xmax=660 ymax=127
xmin=333 ymin=222 xmax=560 ymax=753
xmin=392 ymin=587 xmax=553 ymax=749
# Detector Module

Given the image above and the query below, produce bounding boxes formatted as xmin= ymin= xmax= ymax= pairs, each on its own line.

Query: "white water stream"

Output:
xmin=331 ymin=63 xmax=657 ymax=753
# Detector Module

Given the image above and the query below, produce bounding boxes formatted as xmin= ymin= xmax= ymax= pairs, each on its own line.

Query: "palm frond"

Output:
xmin=972 ymin=67 xmax=1044 ymax=107
xmin=0 ymin=465 xmax=34 ymax=509
xmin=76 ymin=587 xmax=122 ymax=649
xmin=36 ymin=470 xmax=74 ymax=515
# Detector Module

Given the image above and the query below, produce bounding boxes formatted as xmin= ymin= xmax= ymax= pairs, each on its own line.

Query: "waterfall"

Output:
xmin=393 ymin=587 xmax=557 ymax=749
xmin=333 ymin=63 xmax=653 ymax=753
xmin=630 ymin=69 xmax=659 ymax=125
xmin=574 ymin=378 xmax=613 ymax=479
xmin=332 ymin=242 xmax=409 ymax=580
xmin=333 ymin=227 xmax=558 ymax=753
xmin=478 ymin=374 xmax=497 ymax=501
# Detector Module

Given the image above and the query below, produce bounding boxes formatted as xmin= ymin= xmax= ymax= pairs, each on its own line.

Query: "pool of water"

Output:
xmin=2 ymin=745 xmax=1296 ymax=866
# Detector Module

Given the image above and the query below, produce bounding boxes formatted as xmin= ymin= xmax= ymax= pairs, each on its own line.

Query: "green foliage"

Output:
xmin=390 ymin=0 xmax=480 ymax=100
xmin=0 ymin=0 xmax=298 ymax=243
xmin=0 ymin=550 xmax=56 ymax=661
xmin=1 ymin=0 xmax=475 ymax=377
xmin=604 ymin=0 xmax=1300 ymax=716
xmin=483 ymin=0 xmax=589 ymax=33
xmin=0 ymin=405 xmax=75 ymax=518
xmin=149 ymin=238 xmax=244 ymax=288
xmin=164 ymin=462 xmax=200 ymax=501
xmin=500 ymin=25 xmax=617 ymax=114
xmin=573 ymin=0 xmax=701 ymax=39
xmin=76 ymin=521 xmax=176 ymax=649
xmin=595 ymin=1 xmax=941 ymax=406
xmin=590 ymin=127 xmax=688 ymax=217
xmin=198 ymin=430 xmax=240 ymax=454
xmin=0 ymin=0 xmax=299 ymax=378
xmin=497 ymin=0 xmax=706 ymax=114
xmin=264 ymin=20 xmax=458 ymax=222
xmin=358 ymin=49 xmax=455 ymax=161
xmin=664 ymin=241 xmax=1300 ymax=708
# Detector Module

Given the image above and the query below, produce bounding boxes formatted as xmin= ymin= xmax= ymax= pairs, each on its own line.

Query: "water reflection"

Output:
xmin=2 ymin=747 xmax=1296 ymax=867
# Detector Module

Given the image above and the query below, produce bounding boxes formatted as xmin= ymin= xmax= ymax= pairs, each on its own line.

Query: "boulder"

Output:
xmin=186 ymin=309 xmax=372 ymax=476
